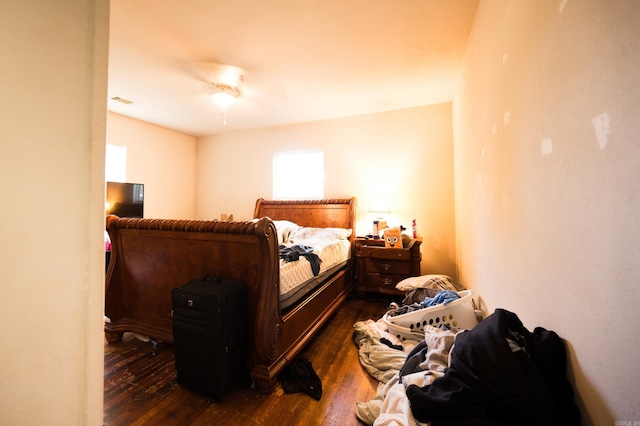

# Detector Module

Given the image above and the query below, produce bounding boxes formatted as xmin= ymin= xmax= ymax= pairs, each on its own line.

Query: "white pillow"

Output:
xmin=396 ymin=274 xmax=462 ymax=292
xmin=290 ymin=226 xmax=352 ymax=241
xmin=273 ymin=220 xmax=301 ymax=244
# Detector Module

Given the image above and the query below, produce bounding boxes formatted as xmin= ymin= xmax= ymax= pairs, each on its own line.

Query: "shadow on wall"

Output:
xmin=564 ymin=340 xmax=611 ymax=426
xmin=421 ymin=235 xmax=457 ymax=279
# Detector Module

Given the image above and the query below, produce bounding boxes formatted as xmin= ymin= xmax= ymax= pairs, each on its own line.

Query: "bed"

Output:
xmin=104 ymin=197 xmax=356 ymax=393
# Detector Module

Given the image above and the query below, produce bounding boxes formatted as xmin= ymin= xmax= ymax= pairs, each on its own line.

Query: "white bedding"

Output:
xmin=278 ymin=238 xmax=351 ymax=311
xmin=273 ymin=221 xmax=353 ymax=309
xmin=279 ymin=238 xmax=351 ymax=294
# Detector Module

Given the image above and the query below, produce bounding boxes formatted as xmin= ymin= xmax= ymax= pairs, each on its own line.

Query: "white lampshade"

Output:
xmin=369 ymin=196 xmax=391 ymax=214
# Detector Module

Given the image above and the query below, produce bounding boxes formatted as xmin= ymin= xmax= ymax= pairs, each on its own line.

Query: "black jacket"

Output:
xmin=406 ymin=309 xmax=580 ymax=425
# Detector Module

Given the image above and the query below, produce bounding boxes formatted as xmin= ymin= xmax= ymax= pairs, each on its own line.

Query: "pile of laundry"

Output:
xmin=387 ymin=290 xmax=460 ymax=317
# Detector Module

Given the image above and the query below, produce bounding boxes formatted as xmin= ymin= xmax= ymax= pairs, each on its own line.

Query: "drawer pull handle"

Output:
xmin=382 ymin=263 xmax=392 ymax=271
xmin=382 ymin=278 xmax=393 ymax=286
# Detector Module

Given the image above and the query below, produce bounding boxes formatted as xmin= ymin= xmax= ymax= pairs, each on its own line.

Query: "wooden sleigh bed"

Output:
xmin=104 ymin=197 xmax=356 ymax=393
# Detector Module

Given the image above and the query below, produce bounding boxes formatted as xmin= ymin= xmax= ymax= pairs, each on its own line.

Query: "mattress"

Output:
xmin=279 ymin=238 xmax=351 ymax=310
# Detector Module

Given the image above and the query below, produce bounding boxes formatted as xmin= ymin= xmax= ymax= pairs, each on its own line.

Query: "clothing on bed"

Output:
xmin=405 ymin=309 xmax=581 ymax=426
xmin=279 ymin=244 xmax=321 ymax=275
xmin=278 ymin=238 xmax=351 ymax=309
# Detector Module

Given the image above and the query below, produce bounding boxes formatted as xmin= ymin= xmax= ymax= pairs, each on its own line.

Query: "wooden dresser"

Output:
xmin=354 ymin=237 xmax=422 ymax=297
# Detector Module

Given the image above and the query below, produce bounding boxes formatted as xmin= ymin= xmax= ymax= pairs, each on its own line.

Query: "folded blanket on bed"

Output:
xmin=406 ymin=309 xmax=581 ymax=425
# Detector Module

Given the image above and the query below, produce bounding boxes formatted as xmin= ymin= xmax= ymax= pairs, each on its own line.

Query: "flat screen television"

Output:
xmin=106 ymin=181 xmax=144 ymax=218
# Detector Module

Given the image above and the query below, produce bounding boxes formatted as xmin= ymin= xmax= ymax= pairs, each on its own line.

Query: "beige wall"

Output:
xmin=0 ymin=1 xmax=108 ymax=424
xmin=454 ymin=1 xmax=640 ymax=424
xmin=197 ymin=105 xmax=456 ymax=276
xmin=9 ymin=1 xmax=636 ymax=423
xmin=107 ymin=112 xmax=197 ymax=219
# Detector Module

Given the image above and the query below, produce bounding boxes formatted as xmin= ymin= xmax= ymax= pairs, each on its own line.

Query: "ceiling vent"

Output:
xmin=110 ymin=96 xmax=133 ymax=105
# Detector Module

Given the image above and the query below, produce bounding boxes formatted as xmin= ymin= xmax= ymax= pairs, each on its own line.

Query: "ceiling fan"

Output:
xmin=186 ymin=61 xmax=287 ymax=124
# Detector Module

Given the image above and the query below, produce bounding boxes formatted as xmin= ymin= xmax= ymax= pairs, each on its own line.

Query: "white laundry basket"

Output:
xmin=382 ymin=290 xmax=478 ymax=341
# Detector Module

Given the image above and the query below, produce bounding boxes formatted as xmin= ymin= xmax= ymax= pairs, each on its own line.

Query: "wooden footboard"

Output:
xmin=105 ymin=216 xmax=283 ymax=390
xmin=105 ymin=197 xmax=356 ymax=393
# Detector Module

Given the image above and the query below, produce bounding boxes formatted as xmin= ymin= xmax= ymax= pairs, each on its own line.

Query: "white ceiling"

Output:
xmin=108 ymin=0 xmax=479 ymax=137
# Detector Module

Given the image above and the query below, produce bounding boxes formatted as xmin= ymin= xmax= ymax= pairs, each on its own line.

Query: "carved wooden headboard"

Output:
xmin=253 ymin=198 xmax=357 ymax=242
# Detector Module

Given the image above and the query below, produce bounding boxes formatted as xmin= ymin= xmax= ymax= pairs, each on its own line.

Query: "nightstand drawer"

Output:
xmin=365 ymin=273 xmax=404 ymax=290
xmin=359 ymin=246 xmax=411 ymax=261
xmin=363 ymin=258 xmax=412 ymax=275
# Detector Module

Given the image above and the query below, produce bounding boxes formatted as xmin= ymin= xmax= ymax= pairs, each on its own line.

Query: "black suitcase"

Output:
xmin=171 ymin=276 xmax=247 ymax=400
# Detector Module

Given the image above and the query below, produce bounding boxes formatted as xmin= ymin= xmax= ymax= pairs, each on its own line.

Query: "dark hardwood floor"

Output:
xmin=104 ymin=295 xmax=393 ymax=426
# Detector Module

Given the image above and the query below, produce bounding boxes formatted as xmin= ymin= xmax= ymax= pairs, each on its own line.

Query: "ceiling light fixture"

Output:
xmin=211 ymin=83 xmax=240 ymax=125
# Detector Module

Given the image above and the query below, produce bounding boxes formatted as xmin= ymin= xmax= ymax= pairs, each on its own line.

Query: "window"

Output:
xmin=273 ymin=149 xmax=324 ymax=200
xmin=105 ymin=144 xmax=127 ymax=182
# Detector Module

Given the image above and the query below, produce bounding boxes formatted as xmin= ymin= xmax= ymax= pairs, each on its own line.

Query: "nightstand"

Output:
xmin=354 ymin=237 xmax=422 ymax=297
